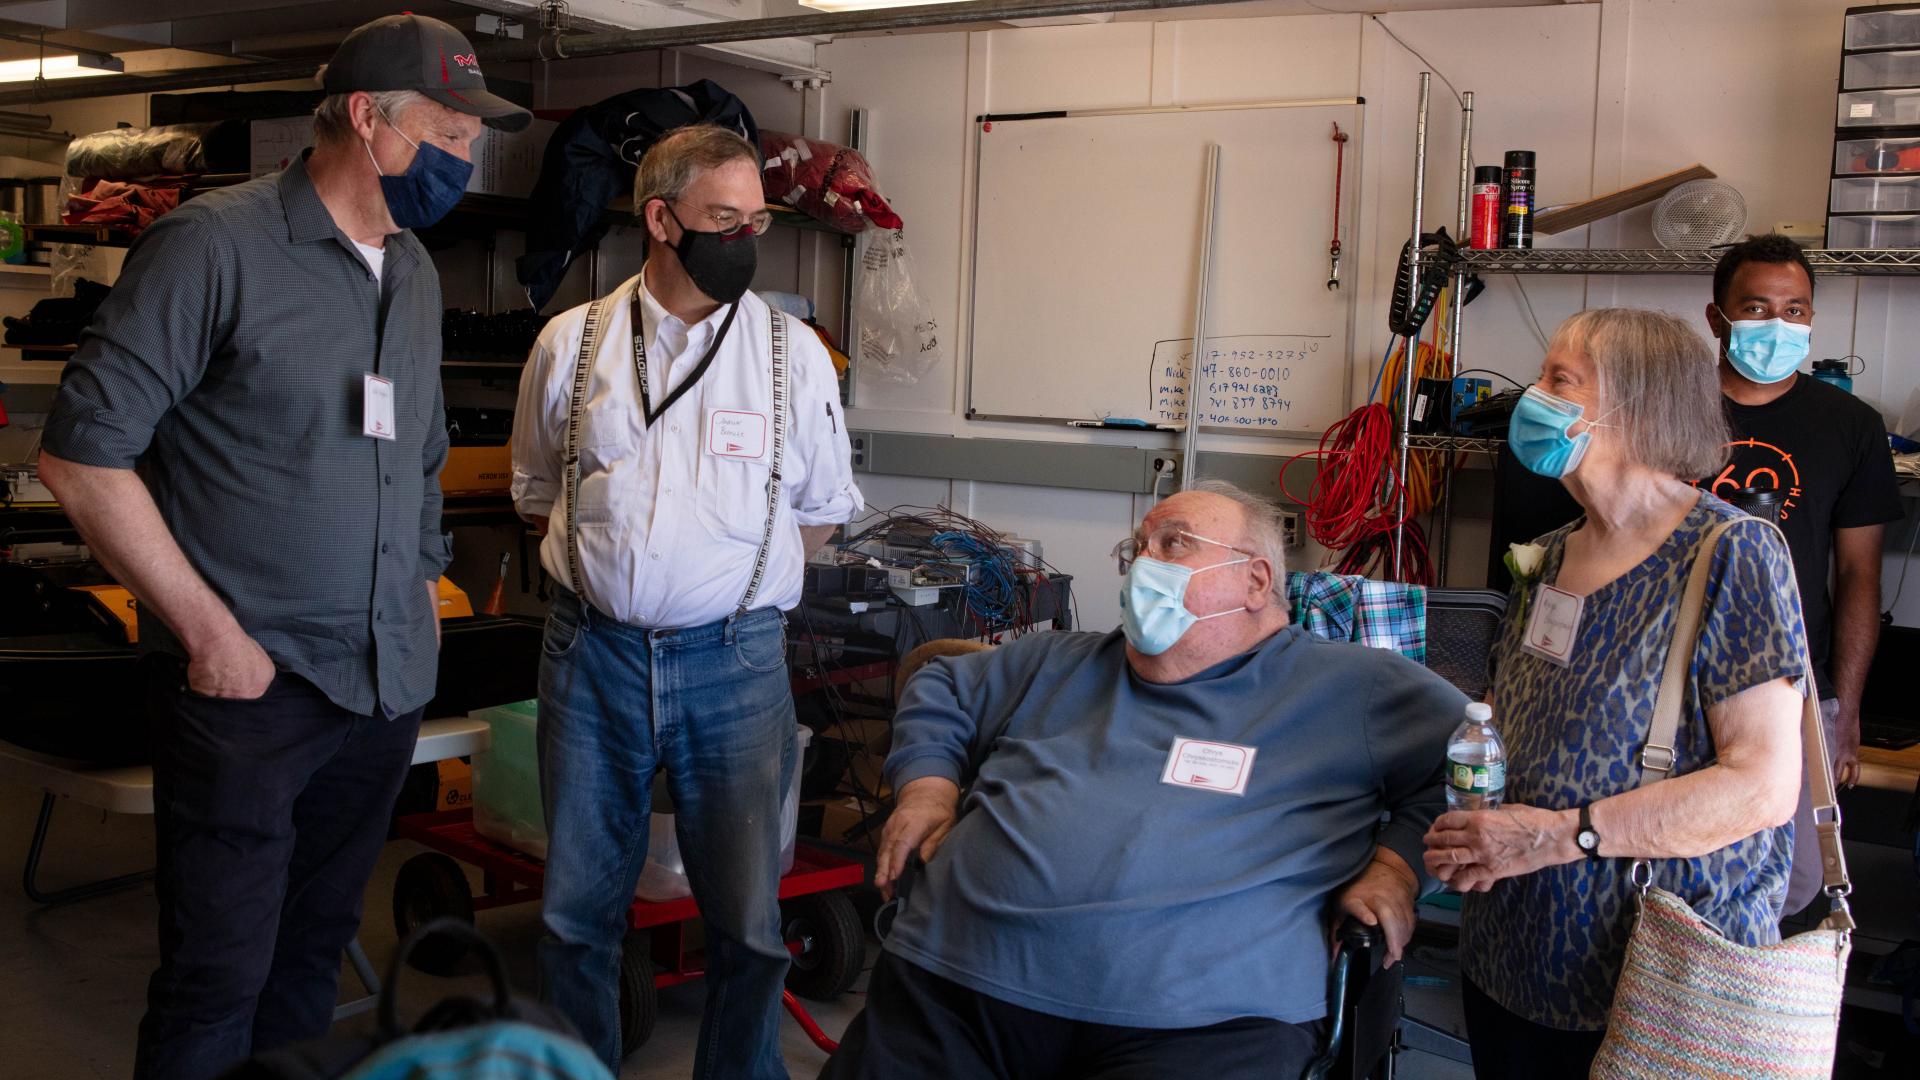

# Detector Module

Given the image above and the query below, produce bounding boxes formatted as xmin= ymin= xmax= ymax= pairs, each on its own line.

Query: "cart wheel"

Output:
xmin=391 ymin=853 xmax=474 ymax=975
xmin=782 ymin=890 xmax=865 ymax=1000
xmin=618 ymin=930 xmax=658 ymax=1057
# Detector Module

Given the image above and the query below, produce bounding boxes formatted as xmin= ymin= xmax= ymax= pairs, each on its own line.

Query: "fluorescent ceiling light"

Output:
xmin=0 ymin=53 xmax=125 ymax=83
xmin=798 ymin=0 xmax=974 ymax=12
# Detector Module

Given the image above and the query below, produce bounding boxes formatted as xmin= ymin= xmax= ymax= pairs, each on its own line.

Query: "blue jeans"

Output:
xmin=536 ymin=588 xmax=797 ymax=1077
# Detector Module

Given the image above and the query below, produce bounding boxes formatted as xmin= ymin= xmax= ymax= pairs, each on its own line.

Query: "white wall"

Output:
xmin=821 ymin=0 xmax=1920 ymax=629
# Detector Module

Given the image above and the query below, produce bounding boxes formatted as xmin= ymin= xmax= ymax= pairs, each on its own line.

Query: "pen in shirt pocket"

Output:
xmin=826 ymin=401 xmax=836 ymax=433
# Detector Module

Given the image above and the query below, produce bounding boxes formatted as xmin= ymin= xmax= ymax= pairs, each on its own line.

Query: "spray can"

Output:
xmin=1471 ymin=165 xmax=1503 ymax=250
xmin=1503 ymin=150 xmax=1537 ymax=250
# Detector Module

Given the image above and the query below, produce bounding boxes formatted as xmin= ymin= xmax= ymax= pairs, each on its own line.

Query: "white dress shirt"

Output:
xmin=511 ymin=269 xmax=863 ymax=628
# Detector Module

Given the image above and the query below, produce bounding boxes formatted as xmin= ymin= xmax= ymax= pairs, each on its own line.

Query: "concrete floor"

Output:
xmin=0 ymin=781 xmax=866 ymax=1080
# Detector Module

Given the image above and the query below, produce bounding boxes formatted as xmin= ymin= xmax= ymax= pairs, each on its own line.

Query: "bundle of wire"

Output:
xmin=1282 ymin=286 xmax=1455 ymax=585
xmin=835 ymin=504 xmax=1077 ymax=639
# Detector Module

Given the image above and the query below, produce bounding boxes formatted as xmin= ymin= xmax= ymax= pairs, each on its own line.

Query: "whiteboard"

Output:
xmin=966 ymin=102 xmax=1361 ymax=435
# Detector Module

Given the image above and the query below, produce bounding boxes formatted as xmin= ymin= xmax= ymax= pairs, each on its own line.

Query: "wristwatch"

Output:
xmin=1576 ymin=804 xmax=1602 ymax=860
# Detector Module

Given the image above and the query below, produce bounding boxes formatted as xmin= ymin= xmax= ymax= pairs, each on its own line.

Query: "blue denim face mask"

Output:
xmin=363 ymin=107 xmax=472 ymax=230
xmin=1118 ymin=555 xmax=1249 ymax=656
xmin=1509 ymin=386 xmax=1620 ymax=480
xmin=1722 ymin=313 xmax=1812 ymax=385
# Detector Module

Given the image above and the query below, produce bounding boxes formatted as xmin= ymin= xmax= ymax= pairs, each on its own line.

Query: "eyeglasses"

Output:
xmin=673 ymin=199 xmax=773 ymax=238
xmin=1111 ymin=526 xmax=1258 ymax=575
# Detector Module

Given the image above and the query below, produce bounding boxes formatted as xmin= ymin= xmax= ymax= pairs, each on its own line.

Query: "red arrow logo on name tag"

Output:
xmin=1188 ymin=774 xmax=1210 ymax=784
xmin=727 ymin=443 xmax=744 ymax=453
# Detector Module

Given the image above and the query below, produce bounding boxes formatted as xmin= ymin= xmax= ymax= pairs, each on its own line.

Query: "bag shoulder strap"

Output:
xmin=1639 ymin=513 xmax=1852 ymax=913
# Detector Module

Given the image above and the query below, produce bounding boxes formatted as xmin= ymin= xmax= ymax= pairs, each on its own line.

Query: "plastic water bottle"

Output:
xmin=1445 ymin=703 xmax=1507 ymax=811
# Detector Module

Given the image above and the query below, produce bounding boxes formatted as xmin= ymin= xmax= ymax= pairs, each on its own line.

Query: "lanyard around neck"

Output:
xmin=631 ymin=293 xmax=739 ymax=428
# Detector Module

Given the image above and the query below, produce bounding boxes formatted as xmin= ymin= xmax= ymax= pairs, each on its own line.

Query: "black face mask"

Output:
xmin=663 ymin=204 xmax=757 ymax=304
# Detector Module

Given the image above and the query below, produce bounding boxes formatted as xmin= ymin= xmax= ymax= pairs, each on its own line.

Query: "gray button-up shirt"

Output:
xmin=42 ymin=154 xmax=450 ymax=718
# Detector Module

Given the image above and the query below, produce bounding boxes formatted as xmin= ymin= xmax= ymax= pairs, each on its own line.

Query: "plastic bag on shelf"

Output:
xmin=854 ymin=229 xmax=943 ymax=386
xmin=760 ymin=130 xmax=903 ymax=235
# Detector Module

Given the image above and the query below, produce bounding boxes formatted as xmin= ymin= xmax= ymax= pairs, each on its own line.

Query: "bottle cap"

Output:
xmin=1465 ymin=702 xmax=1493 ymax=722
xmin=1505 ymin=150 xmax=1535 ymax=168
xmin=1474 ymin=165 xmax=1503 ymax=185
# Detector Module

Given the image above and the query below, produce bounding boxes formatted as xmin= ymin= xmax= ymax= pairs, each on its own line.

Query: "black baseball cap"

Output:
xmin=322 ymin=13 xmax=532 ymax=132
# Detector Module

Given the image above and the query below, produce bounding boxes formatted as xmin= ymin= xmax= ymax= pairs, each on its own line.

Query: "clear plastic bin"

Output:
xmin=1844 ymin=48 xmax=1920 ymax=90
xmin=1831 ymin=175 xmax=1920 ymax=213
xmin=470 ymin=701 xmax=811 ymax=901
xmin=1838 ymin=88 xmax=1920 ymax=127
xmin=1846 ymin=8 xmax=1920 ymax=52
xmin=1827 ymin=213 xmax=1920 ymax=248
xmin=1835 ymin=135 xmax=1920 ymax=175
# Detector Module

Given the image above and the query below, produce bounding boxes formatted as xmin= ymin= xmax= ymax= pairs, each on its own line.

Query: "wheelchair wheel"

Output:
xmin=391 ymin=853 xmax=473 ymax=975
xmin=782 ymin=890 xmax=865 ymax=1000
xmin=618 ymin=930 xmax=658 ymax=1057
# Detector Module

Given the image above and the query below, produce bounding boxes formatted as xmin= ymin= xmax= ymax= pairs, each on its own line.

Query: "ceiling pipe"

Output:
xmin=0 ymin=0 xmax=1260 ymax=107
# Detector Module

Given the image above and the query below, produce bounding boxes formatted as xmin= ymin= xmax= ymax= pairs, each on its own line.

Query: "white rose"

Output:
xmin=1508 ymin=542 xmax=1547 ymax=578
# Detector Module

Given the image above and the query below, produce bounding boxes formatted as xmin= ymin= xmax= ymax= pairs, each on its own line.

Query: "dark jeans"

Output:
xmin=134 ymin=658 xmax=422 ymax=1080
xmin=535 ymin=591 xmax=797 ymax=1078
xmin=820 ymin=951 xmax=1328 ymax=1080
xmin=1461 ymin=979 xmax=1606 ymax=1080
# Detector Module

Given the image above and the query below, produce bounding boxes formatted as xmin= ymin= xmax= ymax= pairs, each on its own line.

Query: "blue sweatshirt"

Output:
xmin=883 ymin=625 xmax=1465 ymax=1028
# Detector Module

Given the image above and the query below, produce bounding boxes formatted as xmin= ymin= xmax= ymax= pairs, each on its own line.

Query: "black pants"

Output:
xmin=1462 ymin=979 xmax=1606 ymax=1080
xmin=819 ymin=951 xmax=1327 ymax=1080
xmin=134 ymin=659 xmax=422 ymax=1080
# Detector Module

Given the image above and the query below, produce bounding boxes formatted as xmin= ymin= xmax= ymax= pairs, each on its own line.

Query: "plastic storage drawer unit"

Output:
xmin=1839 ymin=88 xmax=1920 ymax=127
xmin=1846 ymin=6 xmax=1920 ymax=52
xmin=1827 ymin=213 xmax=1920 ymax=247
xmin=1836 ymin=134 xmax=1920 ymax=174
xmin=1831 ymin=175 xmax=1920 ymax=212
xmin=1844 ymin=47 xmax=1920 ymax=90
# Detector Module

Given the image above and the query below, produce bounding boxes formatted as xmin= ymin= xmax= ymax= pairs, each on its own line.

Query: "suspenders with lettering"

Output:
xmin=561 ymin=291 xmax=789 ymax=620
xmin=562 ymin=295 xmax=613 ymax=599
xmin=736 ymin=311 xmax=789 ymax=618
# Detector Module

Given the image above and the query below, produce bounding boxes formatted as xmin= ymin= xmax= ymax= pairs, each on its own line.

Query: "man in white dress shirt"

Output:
xmin=510 ymin=124 xmax=862 ymax=1077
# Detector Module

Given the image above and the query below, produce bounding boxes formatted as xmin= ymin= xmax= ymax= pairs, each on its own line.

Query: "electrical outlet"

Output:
xmin=1280 ymin=510 xmax=1303 ymax=551
xmin=849 ymin=432 xmax=869 ymax=469
xmin=1140 ymin=452 xmax=1182 ymax=493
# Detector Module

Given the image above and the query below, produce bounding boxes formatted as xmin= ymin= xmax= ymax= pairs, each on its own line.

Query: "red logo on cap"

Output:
xmin=454 ymin=53 xmax=477 ymax=67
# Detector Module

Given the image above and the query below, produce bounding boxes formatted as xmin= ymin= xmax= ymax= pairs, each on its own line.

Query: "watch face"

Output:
xmin=1578 ymin=830 xmax=1599 ymax=851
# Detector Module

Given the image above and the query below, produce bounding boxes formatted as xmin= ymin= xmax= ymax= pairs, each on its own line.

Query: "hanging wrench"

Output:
xmin=1328 ymin=122 xmax=1349 ymax=290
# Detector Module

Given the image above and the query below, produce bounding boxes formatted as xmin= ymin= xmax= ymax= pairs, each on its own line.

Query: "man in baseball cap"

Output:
xmin=37 ymin=14 xmax=526 ymax=1079
xmin=324 ymin=12 xmax=532 ymax=132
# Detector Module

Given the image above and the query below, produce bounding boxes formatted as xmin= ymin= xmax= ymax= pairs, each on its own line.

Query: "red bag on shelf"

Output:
xmin=759 ymin=131 xmax=903 ymax=234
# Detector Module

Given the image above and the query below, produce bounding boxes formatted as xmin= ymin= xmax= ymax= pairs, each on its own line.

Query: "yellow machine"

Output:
xmin=439 ymin=444 xmax=513 ymax=498
xmin=69 ymin=578 xmax=473 ymax=643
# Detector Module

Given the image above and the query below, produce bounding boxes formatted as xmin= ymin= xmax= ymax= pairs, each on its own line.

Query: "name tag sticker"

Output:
xmin=707 ymin=408 xmax=769 ymax=460
xmin=363 ymin=373 xmax=396 ymax=441
xmin=1160 ymin=737 xmax=1257 ymax=796
xmin=1521 ymin=583 xmax=1584 ymax=667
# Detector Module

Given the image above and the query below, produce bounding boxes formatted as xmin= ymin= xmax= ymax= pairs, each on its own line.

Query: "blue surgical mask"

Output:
xmin=1509 ymin=386 xmax=1620 ymax=480
xmin=1118 ymin=555 xmax=1249 ymax=656
xmin=363 ymin=107 xmax=472 ymax=230
xmin=1722 ymin=313 xmax=1812 ymax=385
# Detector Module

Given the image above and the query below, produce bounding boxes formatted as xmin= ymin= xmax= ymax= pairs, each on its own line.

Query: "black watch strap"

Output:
xmin=1577 ymin=804 xmax=1601 ymax=859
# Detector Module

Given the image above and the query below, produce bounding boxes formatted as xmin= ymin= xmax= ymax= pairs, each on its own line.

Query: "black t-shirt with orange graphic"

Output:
xmin=1705 ymin=374 xmax=1903 ymax=698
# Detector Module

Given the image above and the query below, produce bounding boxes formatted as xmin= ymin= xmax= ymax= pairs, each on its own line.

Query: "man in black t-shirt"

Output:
xmin=1703 ymin=235 xmax=1903 ymax=913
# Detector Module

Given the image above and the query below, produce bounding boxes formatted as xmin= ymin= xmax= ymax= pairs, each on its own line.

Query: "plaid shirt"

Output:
xmin=1286 ymin=571 xmax=1426 ymax=663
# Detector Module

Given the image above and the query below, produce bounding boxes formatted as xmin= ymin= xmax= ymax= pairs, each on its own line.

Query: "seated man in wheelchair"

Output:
xmin=819 ymin=481 xmax=1466 ymax=1080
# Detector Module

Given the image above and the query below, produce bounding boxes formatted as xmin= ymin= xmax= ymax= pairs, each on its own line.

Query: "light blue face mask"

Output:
xmin=1118 ymin=554 xmax=1250 ymax=656
xmin=1509 ymin=386 xmax=1620 ymax=480
xmin=1722 ymin=313 xmax=1812 ymax=385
